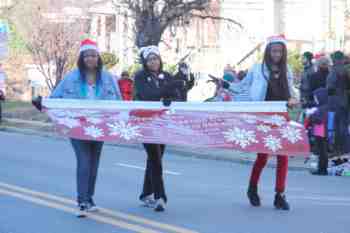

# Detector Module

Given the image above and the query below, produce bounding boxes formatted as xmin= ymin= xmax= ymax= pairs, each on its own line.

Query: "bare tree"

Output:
xmin=11 ymin=0 xmax=90 ymax=90
xmin=112 ymin=0 xmax=242 ymax=48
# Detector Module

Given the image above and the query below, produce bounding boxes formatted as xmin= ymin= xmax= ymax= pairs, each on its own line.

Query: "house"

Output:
xmin=87 ymin=0 xmax=223 ymax=74
xmin=220 ymin=0 xmax=348 ymax=69
xmin=88 ymin=0 xmax=134 ymax=72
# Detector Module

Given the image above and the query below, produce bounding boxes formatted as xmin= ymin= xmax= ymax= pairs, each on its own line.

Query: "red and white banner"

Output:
xmin=43 ymin=99 xmax=310 ymax=156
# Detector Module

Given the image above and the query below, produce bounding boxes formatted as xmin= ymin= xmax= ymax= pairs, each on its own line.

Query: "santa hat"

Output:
xmin=140 ymin=45 xmax=160 ymax=60
xmin=266 ymin=34 xmax=287 ymax=46
xmin=314 ymin=53 xmax=326 ymax=60
xmin=79 ymin=39 xmax=99 ymax=54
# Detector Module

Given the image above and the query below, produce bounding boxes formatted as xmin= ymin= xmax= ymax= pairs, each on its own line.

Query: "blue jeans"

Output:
xmin=70 ymin=139 xmax=103 ymax=204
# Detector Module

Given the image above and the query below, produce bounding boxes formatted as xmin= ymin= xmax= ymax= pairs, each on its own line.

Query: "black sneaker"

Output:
xmin=154 ymin=198 xmax=166 ymax=212
xmin=247 ymin=185 xmax=261 ymax=207
xmin=77 ymin=203 xmax=89 ymax=218
xmin=274 ymin=193 xmax=290 ymax=211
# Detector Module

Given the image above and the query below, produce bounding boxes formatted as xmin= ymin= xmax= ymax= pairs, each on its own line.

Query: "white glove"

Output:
xmin=305 ymin=107 xmax=318 ymax=116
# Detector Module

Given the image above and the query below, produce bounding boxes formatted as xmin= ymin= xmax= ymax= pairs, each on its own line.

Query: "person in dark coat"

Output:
xmin=0 ymin=89 xmax=4 ymax=123
xmin=173 ymin=62 xmax=195 ymax=101
xmin=134 ymin=45 xmax=185 ymax=212
xmin=327 ymin=51 xmax=350 ymax=156
xmin=309 ymin=56 xmax=331 ymax=96
xmin=307 ymin=88 xmax=329 ymax=175
xmin=300 ymin=51 xmax=316 ymax=108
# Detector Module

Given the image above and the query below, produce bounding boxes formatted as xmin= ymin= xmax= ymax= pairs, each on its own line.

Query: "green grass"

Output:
xmin=288 ymin=107 xmax=303 ymax=122
xmin=3 ymin=101 xmax=32 ymax=111
xmin=2 ymin=100 xmax=49 ymax=122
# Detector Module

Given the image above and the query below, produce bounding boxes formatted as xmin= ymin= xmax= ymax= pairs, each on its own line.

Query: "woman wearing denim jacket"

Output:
xmin=34 ymin=39 xmax=121 ymax=217
xmin=246 ymin=35 xmax=298 ymax=211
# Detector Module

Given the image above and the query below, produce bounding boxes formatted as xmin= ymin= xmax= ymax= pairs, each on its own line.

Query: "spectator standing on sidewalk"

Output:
xmin=306 ymin=88 xmax=329 ymax=175
xmin=118 ymin=71 xmax=134 ymax=101
xmin=327 ymin=51 xmax=350 ymax=156
xmin=300 ymin=51 xmax=316 ymax=108
xmin=173 ymin=62 xmax=195 ymax=101
xmin=0 ymin=66 xmax=6 ymax=124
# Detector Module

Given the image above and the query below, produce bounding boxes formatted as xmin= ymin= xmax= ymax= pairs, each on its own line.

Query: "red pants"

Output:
xmin=249 ymin=153 xmax=288 ymax=193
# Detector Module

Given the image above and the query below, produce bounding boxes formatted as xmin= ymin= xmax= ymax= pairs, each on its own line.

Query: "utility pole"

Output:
xmin=328 ymin=0 xmax=333 ymax=51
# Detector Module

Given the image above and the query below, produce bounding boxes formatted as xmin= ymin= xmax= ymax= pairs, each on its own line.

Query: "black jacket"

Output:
xmin=327 ymin=64 xmax=350 ymax=109
xmin=310 ymin=88 xmax=328 ymax=124
xmin=134 ymin=69 xmax=183 ymax=101
xmin=309 ymin=70 xmax=328 ymax=94
xmin=173 ymin=72 xmax=195 ymax=101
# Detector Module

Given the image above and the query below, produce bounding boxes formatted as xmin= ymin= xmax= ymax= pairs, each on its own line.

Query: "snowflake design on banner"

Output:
xmin=264 ymin=135 xmax=282 ymax=152
xmin=223 ymin=127 xmax=258 ymax=148
xmin=279 ymin=126 xmax=302 ymax=144
xmin=57 ymin=118 xmax=80 ymax=129
xmin=240 ymin=114 xmax=258 ymax=124
xmin=84 ymin=126 xmax=104 ymax=139
xmin=256 ymin=124 xmax=272 ymax=133
xmin=86 ymin=117 xmax=103 ymax=124
xmin=107 ymin=121 xmax=142 ymax=140
xmin=263 ymin=114 xmax=286 ymax=126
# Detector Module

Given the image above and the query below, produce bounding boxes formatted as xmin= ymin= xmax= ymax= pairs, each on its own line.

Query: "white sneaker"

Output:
xmin=154 ymin=198 xmax=166 ymax=212
xmin=140 ymin=194 xmax=156 ymax=208
xmin=87 ymin=202 xmax=98 ymax=212
xmin=76 ymin=203 xmax=88 ymax=218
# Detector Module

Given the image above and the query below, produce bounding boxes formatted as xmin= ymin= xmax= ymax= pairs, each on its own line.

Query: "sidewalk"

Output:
xmin=0 ymin=118 xmax=309 ymax=171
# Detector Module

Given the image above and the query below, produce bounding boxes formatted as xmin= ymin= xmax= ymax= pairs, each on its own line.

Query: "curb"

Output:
xmin=0 ymin=118 xmax=309 ymax=171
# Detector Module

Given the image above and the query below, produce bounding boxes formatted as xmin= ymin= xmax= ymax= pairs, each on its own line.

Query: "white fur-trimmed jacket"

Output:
xmin=227 ymin=63 xmax=297 ymax=101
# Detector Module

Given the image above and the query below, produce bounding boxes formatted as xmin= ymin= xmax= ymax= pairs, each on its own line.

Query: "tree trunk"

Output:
xmin=135 ymin=11 xmax=162 ymax=48
xmin=54 ymin=58 xmax=65 ymax=89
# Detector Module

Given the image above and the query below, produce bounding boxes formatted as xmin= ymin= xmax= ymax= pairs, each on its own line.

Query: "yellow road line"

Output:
xmin=0 ymin=188 xmax=161 ymax=233
xmin=0 ymin=182 xmax=199 ymax=233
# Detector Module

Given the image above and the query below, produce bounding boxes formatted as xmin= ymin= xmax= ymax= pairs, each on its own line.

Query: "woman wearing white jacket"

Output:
xmin=216 ymin=35 xmax=298 ymax=210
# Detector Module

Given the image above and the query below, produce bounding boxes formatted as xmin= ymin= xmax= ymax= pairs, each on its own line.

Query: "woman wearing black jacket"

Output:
xmin=134 ymin=45 xmax=184 ymax=212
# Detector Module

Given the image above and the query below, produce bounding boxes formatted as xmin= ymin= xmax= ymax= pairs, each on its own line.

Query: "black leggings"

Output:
xmin=140 ymin=143 xmax=167 ymax=202
xmin=315 ymin=136 xmax=328 ymax=173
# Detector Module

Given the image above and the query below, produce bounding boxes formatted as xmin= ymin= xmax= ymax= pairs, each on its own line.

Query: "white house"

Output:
xmin=88 ymin=0 xmax=135 ymax=71
xmin=219 ymin=0 xmax=347 ymax=69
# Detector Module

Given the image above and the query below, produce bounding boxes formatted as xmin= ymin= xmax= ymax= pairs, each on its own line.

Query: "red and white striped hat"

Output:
xmin=266 ymin=34 xmax=287 ymax=46
xmin=79 ymin=39 xmax=99 ymax=54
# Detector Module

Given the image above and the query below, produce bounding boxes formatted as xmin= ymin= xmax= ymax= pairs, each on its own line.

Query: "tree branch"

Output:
xmin=190 ymin=13 xmax=243 ymax=29
xmin=159 ymin=0 xmax=209 ymax=31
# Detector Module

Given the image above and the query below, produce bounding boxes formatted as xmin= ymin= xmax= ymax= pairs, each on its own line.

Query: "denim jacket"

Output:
xmin=226 ymin=73 xmax=254 ymax=101
xmin=50 ymin=69 xmax=122 ymax=100
xmin=248 ymin=63 xmax=297 ymax=101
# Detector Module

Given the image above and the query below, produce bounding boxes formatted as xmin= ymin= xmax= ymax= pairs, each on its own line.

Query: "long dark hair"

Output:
xmin=77 ymin=51 xmax=104 ymax=96
xmin=262 ymin=42 xmax=290 ymax=99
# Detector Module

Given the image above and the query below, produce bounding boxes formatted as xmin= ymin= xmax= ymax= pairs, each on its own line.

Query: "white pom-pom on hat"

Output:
xmin=140 ymin=45 xmax=160 ymax=60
